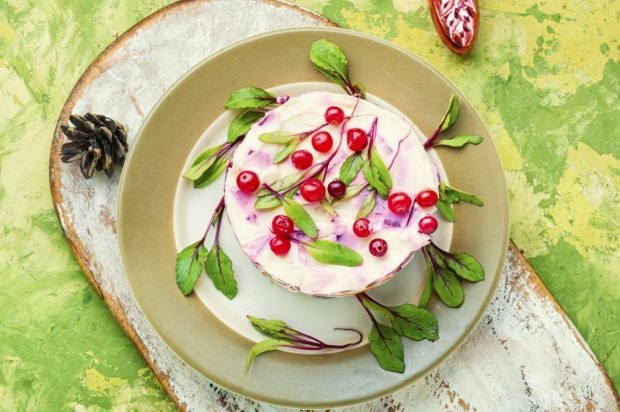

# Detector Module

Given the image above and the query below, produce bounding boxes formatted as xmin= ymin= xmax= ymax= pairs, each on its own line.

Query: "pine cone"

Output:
xmin=60 ymin=113 xmax=129 ymax=178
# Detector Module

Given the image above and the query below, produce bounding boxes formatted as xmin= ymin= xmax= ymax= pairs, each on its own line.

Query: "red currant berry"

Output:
xmin=311 ymin=131 xmax=333 ymax=153
xmin=271 ymin=215 xmax=294 ymax=236
xmin=300 ymin=178 xmax=326 ymax=203
xmin=388 ymin=192 xmax=412 ymax=215
xmin=269 ymin=236 xmax=291 ymax=255
xmin=327 ymin=179 xmax=346 ymax=198
xmin=369 ymin=238 xmax=388 ymax=257
xmin=418 ymin=216 xmax=438 ymax=234
xmin=346 ymin=128 xmax=368 ymax=152
xmin=236 ymin=170 xmax=259 ymax=193
xmin=416 ymin=190 xmax=439 ymax=207
xmin=353 ymin=218 xmax=372 ymax=238
xmin=291 ymin=150 xmax=313 ymax=170
xmin=324 ymin=106 xmax=345 ymax=125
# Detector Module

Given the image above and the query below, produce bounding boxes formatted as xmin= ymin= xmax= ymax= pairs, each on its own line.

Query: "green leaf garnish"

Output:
xmin=272 ymin=138 xmax=300 ymax=163
xmin=246 ymin=339 xmax=293 ymax=369
xmin=205 ymin=245 xmax=237 ymax=299
xmin=432 ymin=265 xmax=464 ymax=308
xmin=436 ymin=198 xmax=456 ymax=222
xmin=362 ymin=148 xmax=392 ymax=200
xmin=255 ymin=174 xmax=303 ymax=210
xmin=369 ymin=146 xmax=393 ymax=189
xmin=183 ymin=143 xmax=224 ymax=181
xmin=332 ymin=183 xmax=366 ymax=204
xmin=309 ymin=39 xmax=364 ymax=97
xmin=368 ymin=323 xmax=405 ymax=373
xmin=228 ymin=110 xmax=263 ymax=142
xmin=444 ymin=184 xmax=483 ymax=206
xmin=419 ymin=252 xmax=434 ymax=308
xmin=247 ymin=316 xmax=297 ymax=340
xmin=434 ymin=135 xmax=483 ymax=148
xmin=390 ymin=304 xmax=439 ymax=341
xmin=339 ymin=152 xmax=364 ymax=185
xmin=436 ymin=182 xmax=482 ymax=221
xmin=309 ymin=39 xmax=349 ymax=86
xmin=246 ymin=315 xmax=362 ymax=368
xmin=320 ymin=198 xmax=338 ymax=216
xmin=304 ymin=240 xmax=363 ymax=266
xmin=443 ymin=252 xmax=485 ymax=282
xmin=258 ymin=131 xmax=297 ymax=144
xmin=356 ymin=189 xmax=377 ymax=219
xmin=439 ymin=95 xmax=460 ymax=133
xmin=194 ymin=150 xmax=231 ymax=188
xmin=175 ymin=242 xmax=207 ymax=296
xmin=423 ymin=95 xmax=462 ymax=149
xmin=225 ymin=87 xmax=276 ymax=109
xmin=282 ymin=198 xmax=318 ymax=237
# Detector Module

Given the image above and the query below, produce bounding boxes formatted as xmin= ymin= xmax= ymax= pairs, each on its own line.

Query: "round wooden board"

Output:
xmin=49 ymin=0 xmax=618 ymax=410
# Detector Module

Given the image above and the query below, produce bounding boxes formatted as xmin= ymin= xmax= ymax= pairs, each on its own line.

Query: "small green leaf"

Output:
xmin=436 ymin=199 xmax=456 ymax=222
xmin=228 ymin=110 xmax=263 ymax=142
xmin=254 ymin=195 xmax=281 ymax=210
xmin=304 ymin=240 xmax=363 ymax=267
xmin=368 ymin=323 xmax=405 ymax=373
xmin=255 ymin=174 xmax=303 ymax=209
xmin=443 ymin=252 xmax=485 ymax=282
xmin=369 ymin=146 xmax=393 ymax=190
xmin=320 ymin=198 xmax=338 ymax=216
xmin=390 ymin=304 xmax=439 ymax=341
xmin=258 ymin=174 xmax=303 ymax=194
xmin=258 ymin=131 xmax=297 ymax=144
xmin=225 ymin=87 xmax=275 ymax=109
xmin=434 ymin=135 xmax=483 ymax=148
xmin=419 ymin=251 xmax=434 ymax=308
xmin=332 ymin=183 xmax=365 ymax=206
xmin=439 ymin=181 xmax=459 ymax=203
xmin=175 ymin=243 xmax=205 ymax=295
xmin=273 ymin=138 xmax=300 ymax=163
xmin=433 ymin=266 xmax=464 ymax=308
xmin=205 ymin=246 xmax=237 ymax=299
xmin=282 ymin=198 xmax=318 ymax=237
xmin=362 ymin=160 xmax=390 ymax=199
xmin=361 ymin=298 xmax=395 ymax=322
xmin=339 ymin=153 xmax=363 ymax=185
xmin=445 ymin=185 xmax=483 ymax=206
xmin=246 ymin=339 xmax=293 ymax=369
xmin=183 ymin=144 xmax=224 ymax=181
xmin=356 ymin=190 xmax=377 ymax=219
xmin=439 ymin=95 xmax=460 ymax=133
xmin=247 ymin=316 xmax=296 ymax=339
xmin=309 ymin=39 xmax=349 ymax=86
xmin=194 ymin=151 xmax=231 ymax=188
xmin=343 ymin=184 xmax=365 ymax=200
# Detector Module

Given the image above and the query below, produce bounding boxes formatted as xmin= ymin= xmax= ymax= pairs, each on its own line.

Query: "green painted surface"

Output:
xmin=0 ymin=0 xmax=617 ymax=408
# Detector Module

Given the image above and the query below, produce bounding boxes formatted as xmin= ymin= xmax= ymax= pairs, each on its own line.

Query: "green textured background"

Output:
xmin=0 ymin=0 xmax=618 ymax=409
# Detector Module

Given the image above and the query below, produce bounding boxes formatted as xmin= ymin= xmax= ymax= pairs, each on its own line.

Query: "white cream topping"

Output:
xmin=224 ymin=91 xmax=437 ymax=296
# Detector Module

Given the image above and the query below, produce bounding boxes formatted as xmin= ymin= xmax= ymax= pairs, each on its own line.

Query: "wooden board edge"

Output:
xmin=508 ymin=241 xmax=619 ymax=401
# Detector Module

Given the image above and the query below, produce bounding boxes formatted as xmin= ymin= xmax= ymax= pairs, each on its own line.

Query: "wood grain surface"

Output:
xmin=48 ymin=0 xmax=619 ymax=410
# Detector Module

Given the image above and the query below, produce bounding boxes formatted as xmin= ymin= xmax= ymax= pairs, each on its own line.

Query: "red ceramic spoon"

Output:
xmin=429 ymin=0 xmax=480 ymax=55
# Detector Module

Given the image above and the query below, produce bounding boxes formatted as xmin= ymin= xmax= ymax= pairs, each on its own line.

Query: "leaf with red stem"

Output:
xmin=368 ymin=323 xmax=405 ymax=373
xmin=247 ymin=339 xmax=294 ymax=369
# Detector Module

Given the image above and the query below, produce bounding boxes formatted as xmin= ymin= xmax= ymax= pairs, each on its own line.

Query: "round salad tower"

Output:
xmin=224 ymin=91 xmax=439 ymax=297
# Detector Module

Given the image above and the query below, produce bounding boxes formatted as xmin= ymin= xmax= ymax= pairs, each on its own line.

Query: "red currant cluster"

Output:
xmin=268 ymin=214 xmax=294 ymax=255
xmin=386 ymin=189 xmax=439 ymax=234
xmin=235 ymin=105 xmax=442 ymax=260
